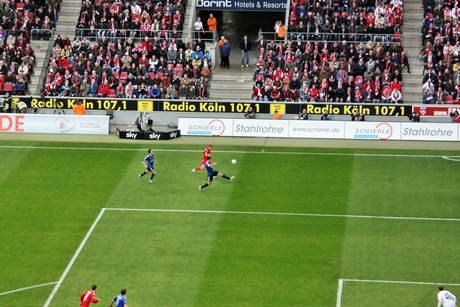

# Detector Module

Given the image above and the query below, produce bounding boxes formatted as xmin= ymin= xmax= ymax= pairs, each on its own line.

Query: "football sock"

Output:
xmin=150 ymin=174 xmax=155 ymax=180
xmin=140 ymin=172 xmax=146 ymax=177
xmin=222 ymin=175 xmax=230 ymax=180
xmin=200 ymin=183 xmax=209 ymax=189
xmin=194 ymin=167 xmax=201 ymax=171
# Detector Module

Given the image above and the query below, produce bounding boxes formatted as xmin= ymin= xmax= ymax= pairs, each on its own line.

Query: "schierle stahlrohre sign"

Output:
xmin=196 ymin=0 xmax=287 ymax=11
xmin=16 ymin=96 xmax=412 ymax=116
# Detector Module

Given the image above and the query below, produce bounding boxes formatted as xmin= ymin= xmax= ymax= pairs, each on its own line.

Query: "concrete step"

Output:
xmin=209 ymin=91 xmax=252 ymax=100
xmin=210 ymin=83 xmax=253 ymax=90
xmin=211 ymin=74 xmax=253 ymax=81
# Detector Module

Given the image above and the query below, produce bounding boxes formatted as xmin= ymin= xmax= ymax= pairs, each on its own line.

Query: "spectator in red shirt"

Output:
xmin=80 ymin=284 xmax=99 ymax=307
xmin=97 ymin=79 xmax=110 ymax=97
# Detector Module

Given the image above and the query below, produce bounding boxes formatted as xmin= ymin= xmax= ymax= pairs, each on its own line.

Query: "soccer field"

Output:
xmin=0 ymin=140 xmax=459 ymax=306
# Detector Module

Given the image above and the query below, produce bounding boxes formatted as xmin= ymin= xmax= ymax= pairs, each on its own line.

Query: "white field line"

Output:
xmin=336 ymin=279 xmax=344 ymax=307
xmin=43 ymin=208 xmax=106 ymax=307
xmin=0 ymin=282 xmax=57 ymax=297
xmin=336 ymin=278 xmax=460 ymax=307
xmin=0 ymin=145 xmax=459 ymax=159
xmin=342 ymin=278 xmax=460 ymax=286
xmin=442 ymin=156 xmax=460 ymax=161
xmin=106 ymin=208 xmax=460 ymax=222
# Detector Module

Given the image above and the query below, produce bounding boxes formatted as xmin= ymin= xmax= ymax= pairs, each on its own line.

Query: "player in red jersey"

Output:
xmin=80 ymin=284 xmax=100 ymax=307
xmin=192 ymin=144 xmax=213 ymax=173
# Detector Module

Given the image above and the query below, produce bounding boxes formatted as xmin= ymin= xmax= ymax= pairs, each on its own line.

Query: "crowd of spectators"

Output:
xmin=421 ymin=0 xmax=460 ymax=104
xmin=0 ymin=0 xmax=60 ymax=95
xmin=42 ymin=35 xmax=212 ymax=99
xmin=42 ymin=0 xmax=213 ymax=100
xmin=75 ymin=0 xmax=187 ymax=43
xmin=252 ymin=0 xmax=406 ymax=103
xmin=285 ymin=0 xmax=403 ymax=43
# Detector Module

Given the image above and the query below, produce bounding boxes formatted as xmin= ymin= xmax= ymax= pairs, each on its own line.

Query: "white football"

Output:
xmin=231 ymin=159 xmax=237 ymax=164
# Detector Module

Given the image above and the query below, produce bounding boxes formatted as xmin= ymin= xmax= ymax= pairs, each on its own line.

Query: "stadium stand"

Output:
xmin=421 ymin=0 xmax=460 ymax=104
xmin=0 ymin=0 xmax=61 ymax=95
xmin=41 ymin=0 xmax=212 ymax=99
xmin=252 ymin=0 xmax=406 ymax=103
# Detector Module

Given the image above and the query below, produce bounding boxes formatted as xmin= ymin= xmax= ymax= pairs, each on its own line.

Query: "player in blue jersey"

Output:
xmin=139 ymin=149 xmax=157 ymax=183
xmin=199 ymin=156 xmax=234 ymax=191
xmin=110 ymin=288 xmax=127 ymax=307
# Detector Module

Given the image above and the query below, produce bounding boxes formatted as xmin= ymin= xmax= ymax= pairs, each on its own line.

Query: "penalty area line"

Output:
xmin=105 ymin=208 xmax=460 ymax=222
xmin=43 ymin=208 xmax=106 ymax=307
xmin=442 ymin=156 xmax=460 ymax=162
xmin=0 ymin=282 xmax=57 ymax=297
xmin=342 ymin=278 xmax=460 ymax=286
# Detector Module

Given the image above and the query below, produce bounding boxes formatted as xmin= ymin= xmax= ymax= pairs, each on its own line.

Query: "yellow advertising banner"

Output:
xmin=138 ymin=100 xmax=153 ymax=111
xmin=270 ymin=103 xmax=286 ymax=114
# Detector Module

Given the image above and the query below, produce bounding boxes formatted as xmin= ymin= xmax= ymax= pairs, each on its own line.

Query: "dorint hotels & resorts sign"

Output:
xmin=196 ymin=0 xmax=287 ymax=11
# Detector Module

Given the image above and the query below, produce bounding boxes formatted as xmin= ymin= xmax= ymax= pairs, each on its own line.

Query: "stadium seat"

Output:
xmin=107 ymin=89 xmax=116 ymax=98
xmin=119 ymin=71 xmax=128 ymax=83
xmin=15 ymin=2 xmax=25 ymax=10
xmin=354 ymin=75 xmax=364 ymax=85
xmin=444 ymin=95 xmax=454 ymax=104
xmin=112 ymin=71 xmax=119 ymax=80
xmin=3 ymin=83 xmax=13 ymax=93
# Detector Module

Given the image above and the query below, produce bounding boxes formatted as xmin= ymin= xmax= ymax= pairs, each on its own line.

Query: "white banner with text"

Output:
xmin=0 ymin=114 xmax=109 ymax=134
xmin=178 ymin=118 xmax=460 ymax=141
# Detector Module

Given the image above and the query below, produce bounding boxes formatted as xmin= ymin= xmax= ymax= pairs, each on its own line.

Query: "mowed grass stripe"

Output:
xmin=2 ymin=144 xmax=460 ymax=159
xmin=0 ymin=148 xmax=138 ymax=307
xmin=189 ymin=153 xmax=353 ymax=306
xmin=48 ymin=208 xmax=232 ymax=305
xmin=339 ymin=155 xmax=460 ymax=306
xmin=340 ymin=280 xmax=460 ymax=306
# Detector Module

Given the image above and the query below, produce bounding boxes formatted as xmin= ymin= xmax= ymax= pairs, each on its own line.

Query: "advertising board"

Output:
xmin=413 ymin=105 xmax=460 ymax=117
xmin=401 ymin=123 xmax=458 ymax=141
xmin=17 ymin=96 xmax=411 ymax=116
xmin=0 ymin=114 xmax=109 ymax=134
xmin=344 ymin=122 xmax=401 ymax=140
xmin=117 ymin=129 xmax=181 ymax=140
xmin=233 ymin=119 xmax=289 ymax=137
xmin=289 ymin=120 xmax=345 ymax=139
xmin=178 ymin=118 xmax=460 ymax=141
xmin=178 ymin=118 xmax=233 ymax=136
xmin=196 ymin=0 xmax=287 ymax=11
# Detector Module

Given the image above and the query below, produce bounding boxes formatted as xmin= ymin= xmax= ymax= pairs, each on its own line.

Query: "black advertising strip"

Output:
xmin=19 ymin=97 xmax=412 ymax=116
xmin=117 ymin=129 xmax=181 ymax=140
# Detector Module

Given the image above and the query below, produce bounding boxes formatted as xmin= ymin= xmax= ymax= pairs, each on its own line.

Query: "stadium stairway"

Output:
xmin=401 ymin=1 xmax=424 ymax=104
xmin=208 ymin=51 xmax=254 ymax=101
xmin=28 ymin=0 xmax=81 ymax=95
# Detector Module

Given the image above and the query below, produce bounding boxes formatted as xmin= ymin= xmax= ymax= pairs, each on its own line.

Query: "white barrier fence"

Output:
xmin=178 ymin=118 xmax=460 ymax=141
xmin=0 ymin=114 xmax=109 ymax=134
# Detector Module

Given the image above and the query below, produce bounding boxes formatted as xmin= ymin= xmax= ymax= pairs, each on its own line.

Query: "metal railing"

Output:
xmin=258 ymin=31 xmax=403 ymax=46
xmin=48 ymin=28 xmax=217 ymax=45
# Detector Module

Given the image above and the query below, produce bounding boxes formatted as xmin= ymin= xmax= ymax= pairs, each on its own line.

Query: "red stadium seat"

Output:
xmin=3 ymin=83 xmax=13 ymax=93
xmin=444 ymin=95 xmax=454 ymax=104
xmin=354 ymin=75 xmax=364 ymax=85
xmin=112 ymin=71 xmax=119 ymax=80
xmin=119 ymin=71 xmax=128 ymax=83
xmin=107 ymin=89 xmax=116 ymax=98
xmin=15 ymin=2 xmax=25 ymax=10
xmin=149 ymin=72 xmax=155 ymax=79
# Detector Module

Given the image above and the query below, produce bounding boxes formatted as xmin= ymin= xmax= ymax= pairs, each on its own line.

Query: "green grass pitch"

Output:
xmin=0 ymin=140 xmax=459 ymax=306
